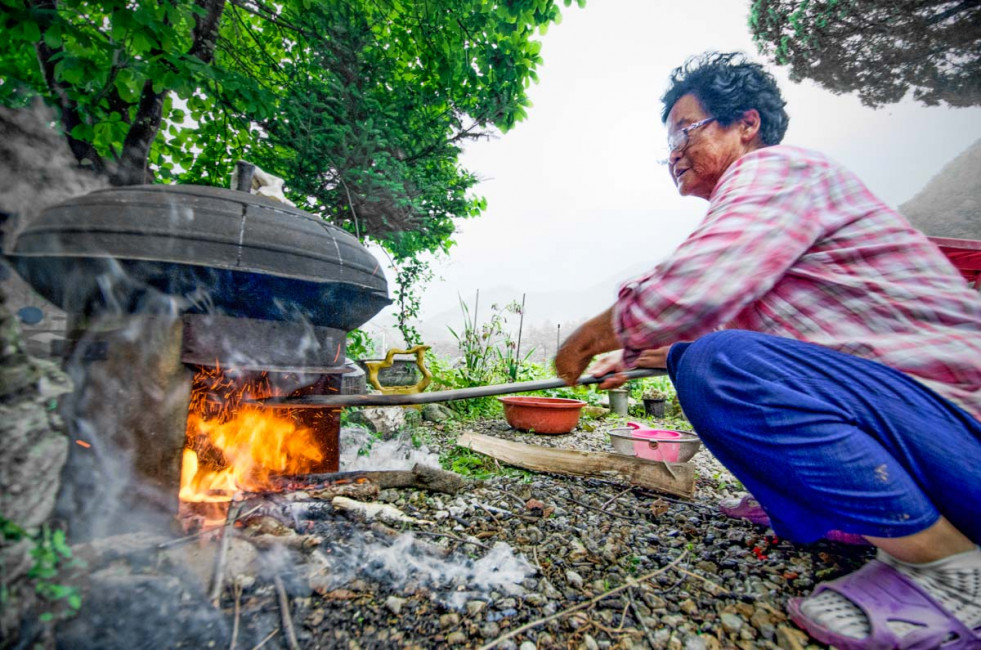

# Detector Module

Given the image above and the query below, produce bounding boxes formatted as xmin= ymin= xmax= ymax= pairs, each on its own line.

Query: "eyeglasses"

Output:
xmin=660 ymin=117 xmax=716 ymax=164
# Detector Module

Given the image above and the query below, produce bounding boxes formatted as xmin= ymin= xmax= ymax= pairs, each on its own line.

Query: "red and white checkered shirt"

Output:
xmin=613 ymin=145 xmax=981 ymax=421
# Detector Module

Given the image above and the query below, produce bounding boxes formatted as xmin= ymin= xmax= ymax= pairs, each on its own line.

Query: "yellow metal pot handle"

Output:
xmin=363 ymin=345 xmax=432 ymax=395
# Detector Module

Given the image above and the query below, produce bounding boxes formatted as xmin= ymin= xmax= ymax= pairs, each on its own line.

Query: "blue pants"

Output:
xmin=666 ymin=331 xmax=981 ymax=544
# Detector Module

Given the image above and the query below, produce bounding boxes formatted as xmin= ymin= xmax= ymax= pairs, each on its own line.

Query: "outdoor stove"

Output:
xmin=2 ymin=182 xmax=390 ymax=540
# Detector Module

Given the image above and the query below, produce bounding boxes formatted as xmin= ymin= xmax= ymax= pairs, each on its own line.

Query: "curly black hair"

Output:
xmin=661 ymin=52 xmax=789 ymax=146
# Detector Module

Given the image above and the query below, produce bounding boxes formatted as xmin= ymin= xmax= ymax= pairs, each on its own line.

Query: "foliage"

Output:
xmin=392 ymin=256 xmax=432 ymax=347
xmin=0 ymin=0 xmax=577 ymax=261
xmin=0 ymin=516 xmax=83 ymax=623
xmin=749 ymin=0 xmax=981 ymax=107
xmin=345 ymin=328 xmax=376 ymax=360
xmin=446 ymin=294 xmax=502 ymax=390
xmin=440 ymin=446 xmax=498 ymax=479
xmin=638 ymin=375 xmax=674 ymax=400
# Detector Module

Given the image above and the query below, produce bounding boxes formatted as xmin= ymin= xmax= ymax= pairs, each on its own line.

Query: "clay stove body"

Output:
xmin=2 ymin=183 xmax=390 ymax=540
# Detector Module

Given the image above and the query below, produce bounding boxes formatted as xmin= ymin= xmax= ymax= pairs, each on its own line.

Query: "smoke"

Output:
xmin=339 ymin=426 xmax=442 ymax=471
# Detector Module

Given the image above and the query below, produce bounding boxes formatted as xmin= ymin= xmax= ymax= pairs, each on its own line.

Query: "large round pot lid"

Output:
xmin=4 ymin=184 xmax=391 ymax=329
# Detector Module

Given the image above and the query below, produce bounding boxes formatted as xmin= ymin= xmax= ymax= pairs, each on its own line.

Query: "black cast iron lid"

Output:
xmin=4 ymin=184 xmax=390 ymax=329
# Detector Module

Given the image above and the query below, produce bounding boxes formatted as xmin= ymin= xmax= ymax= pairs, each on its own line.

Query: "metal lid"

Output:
xmin=5 ymin=185 xmax=390 ymax=329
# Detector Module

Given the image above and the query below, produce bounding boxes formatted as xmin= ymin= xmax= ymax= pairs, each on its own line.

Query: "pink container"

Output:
xmin=608 ymin=422 xmax=702 ymax=462
xmin=626 ymin=422 xmax=685 ymax=462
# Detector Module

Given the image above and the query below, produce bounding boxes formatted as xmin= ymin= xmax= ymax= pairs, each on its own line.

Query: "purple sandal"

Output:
xmin=719 ymin=495 xmax=869 ymax=545
xmin=788 ymin=560 xmax=981 ymax=650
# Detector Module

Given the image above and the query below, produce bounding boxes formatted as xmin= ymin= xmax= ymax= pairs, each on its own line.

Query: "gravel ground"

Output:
xmin=49 ymin=415 xmax=875 ymax=650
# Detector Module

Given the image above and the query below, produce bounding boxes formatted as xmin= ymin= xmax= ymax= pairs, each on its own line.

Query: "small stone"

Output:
xmin=440 ymin=613 xmax=461 ymax=628
xmin=750 ymin=608 xmax=773 ymax=629
xmin=775 ymin=625 xmax=808 ymax=650
xmin=679 ymin=599 xmax=698 ymax=615
xmin=446 ymin=631 xmax=468 ymax=645
xmin=541 ymin=579 xmax=562 ymax=599
xmin=479 ymin=622 xmax=501 ymax=639
xmin=524 ymin=593 xmax=546 ymax=607
xmin=520 ymin=643 xmax=536 ymax=650
xmin=565 ymin=570 xmax=584 ymax=590
xmin=734 ymin=602 xmax=754 ymax=618
xmin=582 ymin=633 xmax=599 ymax=650
xmin=720 ymin=613 xmax=744 ymax=635
xmin=466 ymin=600 xmax=487 ymax=616
xmin=422 ymin=403 xmax=454 ymax=422
xmin=385 ymin=596 xmax=405 ymax=615
xmin=683 ymin=636 xmax=708 ymax=650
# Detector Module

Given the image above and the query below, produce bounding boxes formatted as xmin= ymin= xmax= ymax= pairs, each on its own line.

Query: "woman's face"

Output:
xmin=665 ymin=94 xmax=760 ymax=200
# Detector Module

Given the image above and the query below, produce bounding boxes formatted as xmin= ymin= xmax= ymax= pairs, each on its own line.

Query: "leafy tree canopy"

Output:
xmin=750 ymin=0 xmax=981 ymax=107
xmin=0 ymin=0 xmax=581 ymax=260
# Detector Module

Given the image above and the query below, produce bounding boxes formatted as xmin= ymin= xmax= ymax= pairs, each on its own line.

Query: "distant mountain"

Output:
xmin=900 ymin=139 xmax=981 ymax=240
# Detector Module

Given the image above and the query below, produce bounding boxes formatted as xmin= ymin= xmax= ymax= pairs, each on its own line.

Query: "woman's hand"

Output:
xmin=634 ymin=346 xmax=671 ymax=370
xmin=554 ymin=307 xmax=621 ymax=385
xmin=590 ymin=345 xmax=673 ymax=389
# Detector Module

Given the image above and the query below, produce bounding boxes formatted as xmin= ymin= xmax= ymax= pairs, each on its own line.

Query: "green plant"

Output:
xmin=1 ymin=517 xmax=84 ymax=623
xmin=346 ymin=329 xmax=377 ymax=360
xmin=392 ymin=257 xmax=433 ymax=347
xmin=440 ymin=447 xmax=497 ymax=479
xmin=640 ymin=375 xmax=675 ymax=401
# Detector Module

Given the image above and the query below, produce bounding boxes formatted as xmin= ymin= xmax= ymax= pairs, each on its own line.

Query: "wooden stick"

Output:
xmin=249 ymin=627 xmax=279 ymax=650
xmin=229 ymin=581 xmax=242 ymax=650
xmin=601 ymin=486 xmax=634 ymax=510
xmin=274 ymin=464 xmax=463 ymax=495
xmin=478 ymin=550 xmax=689 ymax=650
xmin=274 ymin=575 xmax=300 ymax=650
xmin=457 ymin=432 xmax=695 ymax=498
xmin=210 ymin=501 xmax=244 ymax=606
xmin=628 ymin=589 xmax=658 ymax=649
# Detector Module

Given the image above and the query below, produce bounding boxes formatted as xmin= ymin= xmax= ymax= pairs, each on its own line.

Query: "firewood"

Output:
xmin=274 ymin=463 xmax=463 ymax=495
xmin=330 ymin=496 xmax=433 ymax=526
xmin=456 ymin=432 xmax=695 ymax=498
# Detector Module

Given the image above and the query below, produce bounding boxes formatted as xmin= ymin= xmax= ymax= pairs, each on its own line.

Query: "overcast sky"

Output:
xmin=374 ymin=0 xmax=981 ymax=324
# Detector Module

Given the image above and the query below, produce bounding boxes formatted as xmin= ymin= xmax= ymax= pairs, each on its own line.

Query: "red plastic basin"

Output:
xmin=498 ymin=396 xmax=587 ymax=434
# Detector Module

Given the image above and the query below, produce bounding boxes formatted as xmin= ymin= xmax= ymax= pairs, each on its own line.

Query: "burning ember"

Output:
xmin=179 ymin=363 xmax=336 ymax=505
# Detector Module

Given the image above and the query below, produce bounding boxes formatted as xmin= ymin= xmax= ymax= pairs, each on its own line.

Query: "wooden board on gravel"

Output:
xmin=457 ymin=431 xmax=695 ymax=498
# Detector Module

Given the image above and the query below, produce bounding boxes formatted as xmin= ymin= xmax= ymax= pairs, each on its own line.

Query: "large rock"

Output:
xmin=0 ymin=102 xmax=94 ymax=646
xmin=348 ymin=406 xmax=406 ymax=436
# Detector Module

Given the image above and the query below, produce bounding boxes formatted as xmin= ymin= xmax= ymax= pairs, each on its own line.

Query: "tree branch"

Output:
xmin=190 ymin=0 xmax=227 ymax=64
xmin=30 ymin=0 xmax=106 ymax=174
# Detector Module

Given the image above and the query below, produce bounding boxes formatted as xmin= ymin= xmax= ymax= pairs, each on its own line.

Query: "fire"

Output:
xmin=179 ymin=365 xmax=326 ymax=503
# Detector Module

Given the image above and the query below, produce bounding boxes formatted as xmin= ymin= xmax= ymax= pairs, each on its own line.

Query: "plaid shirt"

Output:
xmin=613 ymin=145 xmax=981 ymax=421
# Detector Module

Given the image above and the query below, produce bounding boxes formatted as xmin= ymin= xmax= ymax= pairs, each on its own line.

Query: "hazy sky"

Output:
xmin=375 ymin=0 xmax=981 ymax=323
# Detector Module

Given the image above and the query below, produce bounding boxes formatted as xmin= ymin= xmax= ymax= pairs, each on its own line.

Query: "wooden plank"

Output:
xmin=457 ymin=432 xmax=694 ymax=498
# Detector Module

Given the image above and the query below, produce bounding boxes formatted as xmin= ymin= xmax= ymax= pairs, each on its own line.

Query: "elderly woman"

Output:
xmin=555 ymin=52 xmax=981 ymax=649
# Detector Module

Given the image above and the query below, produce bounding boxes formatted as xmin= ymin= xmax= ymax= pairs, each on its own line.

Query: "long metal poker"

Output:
xmin=253 ymin=368 xmax=664 ymax=409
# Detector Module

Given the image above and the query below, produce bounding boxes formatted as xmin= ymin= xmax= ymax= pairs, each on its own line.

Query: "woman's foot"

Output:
xmin=794 ymin=548 xmax=981 ymax=648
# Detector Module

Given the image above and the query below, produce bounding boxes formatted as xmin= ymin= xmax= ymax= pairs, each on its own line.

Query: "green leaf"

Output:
xmin=42 ymin=26 xmax=62 ymax=49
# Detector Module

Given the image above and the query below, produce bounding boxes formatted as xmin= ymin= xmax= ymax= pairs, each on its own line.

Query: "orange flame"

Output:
xmin=179 ymin=366 xmax=325 ymax=503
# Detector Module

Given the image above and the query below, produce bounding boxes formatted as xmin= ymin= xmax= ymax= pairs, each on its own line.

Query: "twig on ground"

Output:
xmin=501 ymin=491 xmax=529 ymax=509
xmin=414 ymin=530 xmax=491 ymax=550
xmin=628 ymin=589 xmax=658 ymax=649
xmin=474 ymin=501 xmax=503 ymax=526
xmin=210 ymin=501 xmax=245 ymax=606
xmin=249 ymin=627 xmax=279 ymax=650
xmin=672 ymin=565 xmax=730 ymax=595
xmin=616 ymin=598 xmax=631 ymax=632
xmin=601 ymin=486 xmax=633 ymax=511
xmin=547 ymin=488 xmax=640 ymax=522
xmin=274 ymin=574 xmax=300 ymax=650
xmin=162 ymin=503 xmax=263 ymax=550
xmin=229 ymin=581 xmax=243 ymax=650
xmin=478 ymin=550 xmax=689 ymax=650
